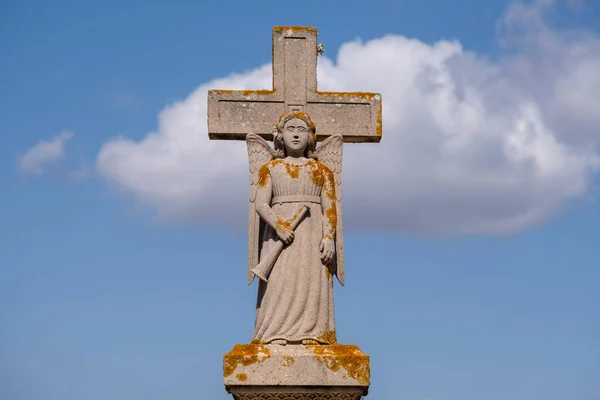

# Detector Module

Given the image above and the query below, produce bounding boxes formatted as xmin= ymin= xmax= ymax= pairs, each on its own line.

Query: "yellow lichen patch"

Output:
xmin=276 ymin=206 xmax=304 ymax=233
xmin=276 ymin=216 xmax=292 ymax=232
xmin=284 ymin=161 xmax=300 ymax=178
xmin=276 ymin=111 xmax=316 ymax=133
xmin=316 ymin=330 xmax=338 ymax=344
xmin=306 ymin=158 xmax=317 ymax=167
xmin=376 ymin=103 xmax=382 ymax=137
xmin=236 ymin=373 xmax=248 ymax=382
xmin=223 ymin=344 xmax=272 ymax=378
xmin=258 ymin=164 xmax=270 ymax=188
xmin=281 ymin=356 xmax=295 ymax=367
xmin=316 ymin=91 xmax=378 ymax=101
xmin=310 ymin=169 xmax=323 ymax=187
xmin=309 ymin=345 xmax=370 ymax=385
xmin=310 ymin=162 xmax=335 ymax=198
xmin=308 ymin=161 xmax=329 ymax=187
xmin=326 ymin=203 xmax=337 ymax=231
xmin=274 ymin=26 xmax=317 ymax=34
xmin=324 ymin=169 xmax=336 ymax=200
xmin=290 ymin=206 xmax=305 ymax=223
xmin=211 ymin=89 xmax=234 ymax=94
xmin=324 ymin=265 xmax=333 ymax=284
xmin=241 ymin=89 xmax=275 ymax=97
xmin=270 ymin=158 xmax=284 ymax=168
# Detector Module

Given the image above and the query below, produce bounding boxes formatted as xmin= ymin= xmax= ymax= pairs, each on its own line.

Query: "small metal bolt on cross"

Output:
xmin=317 ymin=43 xmax=324 ymax=55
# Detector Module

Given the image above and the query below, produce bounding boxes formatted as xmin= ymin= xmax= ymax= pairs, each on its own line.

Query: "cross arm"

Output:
xmin=207 ymin=89 xmax=284 ymax=141
xmin=308 ymin=91 xmax=382 ymax=143
xmin=207 ymin=25 xmax=383 ymax=143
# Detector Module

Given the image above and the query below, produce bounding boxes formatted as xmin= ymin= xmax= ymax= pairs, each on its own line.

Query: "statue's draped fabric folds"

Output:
xmin=246 ymin=112 xmax=344 ymax=345
xmin=253 ymin=157 xmax=336 ymax=344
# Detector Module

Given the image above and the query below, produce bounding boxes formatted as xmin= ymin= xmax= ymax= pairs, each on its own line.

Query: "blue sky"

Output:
xmin=1 ymin=1 xmax=599 ymax=399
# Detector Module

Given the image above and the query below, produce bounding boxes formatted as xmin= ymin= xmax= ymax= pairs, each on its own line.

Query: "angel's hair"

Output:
xmin=273 ymin=112 xmax=317 ymax=159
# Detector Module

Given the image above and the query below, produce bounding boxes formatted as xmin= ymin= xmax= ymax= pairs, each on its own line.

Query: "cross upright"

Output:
xmin=207 ymin=26 xmax=382 ymax=143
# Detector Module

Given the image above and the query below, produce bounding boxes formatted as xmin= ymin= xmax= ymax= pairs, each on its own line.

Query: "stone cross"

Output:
xmin=207 ymin=26 xmax=382 ymax=143
xmin=211 ymin=26 xmax=381 ymax=400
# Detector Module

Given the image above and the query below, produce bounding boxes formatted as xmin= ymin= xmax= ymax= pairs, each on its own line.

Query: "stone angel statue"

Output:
xmin=246 ymin=111 xmax=344 ymax=345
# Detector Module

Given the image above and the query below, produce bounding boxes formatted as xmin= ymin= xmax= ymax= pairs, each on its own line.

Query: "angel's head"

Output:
xmin=273 ymin=112 xmax=317 ymax=159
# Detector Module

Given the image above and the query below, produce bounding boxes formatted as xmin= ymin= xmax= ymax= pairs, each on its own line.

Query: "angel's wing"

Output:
xmin=315 ymin=134 xmax=345 ymax=286
xmin=246 ymin=133 xmax=275 ymax=284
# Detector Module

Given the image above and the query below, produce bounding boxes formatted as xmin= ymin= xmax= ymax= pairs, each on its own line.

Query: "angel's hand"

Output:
xmin=319 ymin=238 xmax=335 ymax=265
xmin=277 ymin=228 xmax=294 ymax=245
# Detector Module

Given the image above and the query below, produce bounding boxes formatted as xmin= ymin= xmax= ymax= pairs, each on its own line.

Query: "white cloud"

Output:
xmin=18 ymin=131 xmax=74 ymax=176
xmin=97 ymin=1 xmax=600 ymax=235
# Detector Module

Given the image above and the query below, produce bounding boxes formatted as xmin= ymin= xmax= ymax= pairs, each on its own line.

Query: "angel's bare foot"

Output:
xmin=271 ymin=339 xmax=287 ymax=345
xmin=302 ymin=339 xmax=319 ymax=345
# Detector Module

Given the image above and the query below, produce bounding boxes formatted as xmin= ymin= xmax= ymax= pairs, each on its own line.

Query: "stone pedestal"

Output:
xmin=224 ymin=344 xmax=370 ymax=400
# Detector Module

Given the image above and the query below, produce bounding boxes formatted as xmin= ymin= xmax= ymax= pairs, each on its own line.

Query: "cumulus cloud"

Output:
xmin=18 ymin=131 xmax=74 ymax=176
xmin=97 ymin=1 xmax=600 ymax=235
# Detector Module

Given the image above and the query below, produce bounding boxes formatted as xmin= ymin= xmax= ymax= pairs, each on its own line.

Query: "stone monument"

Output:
xmin=207 ymin=26 xmax=382 ymax=400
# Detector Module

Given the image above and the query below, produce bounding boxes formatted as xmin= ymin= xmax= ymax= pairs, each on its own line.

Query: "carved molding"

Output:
xmin=227 ymin=386 xmax=366 ymax=400
xmin=231 ymin=393 xmax=362 ymax=400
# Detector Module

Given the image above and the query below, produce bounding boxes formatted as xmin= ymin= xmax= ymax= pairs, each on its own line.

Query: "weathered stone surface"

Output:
xmin=207 ymin=26 xmax=382 ymax=143
xmin=211 ymin=25 xmax=382 ymax=400
xmin=224 ymin=344 xmax=370 ymax=388
xmin=246 ymin=124 xmax=343 ymax=342
xmin=227 ymin=386 xmax=365 ymax=400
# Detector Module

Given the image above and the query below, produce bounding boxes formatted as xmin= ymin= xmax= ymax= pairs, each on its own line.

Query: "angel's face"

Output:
xmin=282 ymin=118 xmax=309 ymax=156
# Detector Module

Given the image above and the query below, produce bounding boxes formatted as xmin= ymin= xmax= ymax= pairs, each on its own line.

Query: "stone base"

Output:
xmin=224 ymin=344 xmax=369 ymax=399
xmin=227 ymin=386 xmax=365 ymax=400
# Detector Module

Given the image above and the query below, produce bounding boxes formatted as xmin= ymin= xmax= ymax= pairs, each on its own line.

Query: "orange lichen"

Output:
xmin=284 ymin=161 xmax=300 ymax=178
xmin=274 ymin=26 xmax=317 ymax=34
xmin=241 ymin=89 xmax=275 ymax=96
xmin=223 ymin=344 xmax=272 ymax=377
xmin=324 ymin=170 xmax=336 ymax=200
xmin=281 ymin=356 xmax=295 ymax=367
xmin=324 ymin=265 xmax=333 ymax=283
xmin=327 ymin=185 xmax=336 ymax=201
xmin=276 ymin=111 xmax=316 ymax=133
xmin=316 ymin=330 xmax=338 ymax=344
xmin=290 ymin=206 xmax=306 ymax=223
xmin=210 ymin=89 xmax=277 ymax=97
xmin=276 ymin=206 xmax=305 ymax=232
xmin=258 ymin=163 xmax=270 ymax=188
xmin=307 ymin=160 xmax=326 ymax=187
xmin=376 ymin=103 xmax=382 ymax=137
xmin=308 ymin=162 xmax=335 ymax=200
xmin=326 ymin=203 xmax=337 ymax=231
xmin=309 ymin=345 xmax=370 ymax=385
xmin=276 ymin=215 xmax=292 ymax=232
xmin=236 ymin=373 xmax=248 ymax=382
xmin=316 ymin=90 xmax=378 ymax=101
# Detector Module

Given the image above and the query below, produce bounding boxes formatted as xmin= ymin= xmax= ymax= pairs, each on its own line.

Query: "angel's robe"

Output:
xmin=253 ymin=157 xmax=338 ymax=344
